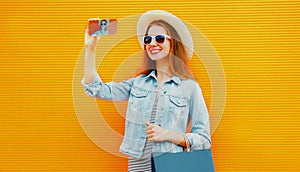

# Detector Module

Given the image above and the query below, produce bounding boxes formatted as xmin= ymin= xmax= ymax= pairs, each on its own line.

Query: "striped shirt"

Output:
xmin=128 ymin=97 xmax=159 ymax=172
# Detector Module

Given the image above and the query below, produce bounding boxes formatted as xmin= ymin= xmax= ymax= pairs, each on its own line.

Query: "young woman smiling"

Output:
xmin=82 ymin=10 xmax=211 ymax=172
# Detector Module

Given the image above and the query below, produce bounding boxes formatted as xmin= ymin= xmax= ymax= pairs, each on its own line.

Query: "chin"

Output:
xmin=149 ymin=56 xmax=164 ymax=61
xmin=148 ymin=53 xmax=168 ymax=61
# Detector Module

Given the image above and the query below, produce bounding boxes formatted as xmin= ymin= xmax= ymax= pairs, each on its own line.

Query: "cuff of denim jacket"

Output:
xmin=81 ymin=74 xmax=101 ymax=85
xmin=81 ymin=74 xmax=102 ymax=96
xmin=185 ymin=133 xmax=211 ymax=151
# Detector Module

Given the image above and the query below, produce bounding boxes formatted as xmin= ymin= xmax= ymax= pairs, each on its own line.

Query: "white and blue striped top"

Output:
xmin=128 ymin=97 xmax=159 ymax=172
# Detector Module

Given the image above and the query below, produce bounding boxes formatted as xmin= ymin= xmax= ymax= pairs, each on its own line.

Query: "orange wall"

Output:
xmin=0 ymin=0 xmax=299 ymax=171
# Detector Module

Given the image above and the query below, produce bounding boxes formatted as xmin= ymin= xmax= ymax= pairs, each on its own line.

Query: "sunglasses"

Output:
xmin=143 ymin=34 xmax=170 ymax=45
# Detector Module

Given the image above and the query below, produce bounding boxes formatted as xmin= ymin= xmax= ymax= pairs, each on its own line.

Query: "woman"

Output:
xmin=99 ymin=19 xmax=108 ymax=35
xmin=82 ymin=10 xmax=211 ymax=172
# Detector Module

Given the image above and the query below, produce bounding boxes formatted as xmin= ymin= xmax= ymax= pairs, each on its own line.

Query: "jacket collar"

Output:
xmin=145 ymin=70 xmax=181 ymax=85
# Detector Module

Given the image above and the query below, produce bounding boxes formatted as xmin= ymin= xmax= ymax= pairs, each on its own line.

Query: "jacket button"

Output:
xmin=177 ymin=100 xmax=181 ymax=104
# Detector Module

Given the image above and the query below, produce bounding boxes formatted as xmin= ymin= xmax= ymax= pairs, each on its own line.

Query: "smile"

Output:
xmin=150 ymin=48 xmax=162 ymax=54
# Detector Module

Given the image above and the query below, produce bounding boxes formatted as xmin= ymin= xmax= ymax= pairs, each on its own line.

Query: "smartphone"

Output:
xmin=88 ymin=19 xmax=118 ymax=36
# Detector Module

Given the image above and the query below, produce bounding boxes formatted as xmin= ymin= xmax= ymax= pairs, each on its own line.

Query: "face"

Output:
xmin=100 ymin=20 xmax=107 ymax=29
xmin=145 ymin=25 xmax=171 ymax=61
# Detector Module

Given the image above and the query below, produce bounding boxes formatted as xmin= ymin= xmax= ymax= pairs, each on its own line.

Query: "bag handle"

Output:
xmin=184 ymin=134 xmax=191 ymax=152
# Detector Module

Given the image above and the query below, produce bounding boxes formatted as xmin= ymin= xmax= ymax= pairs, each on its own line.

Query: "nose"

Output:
xmin=149 ymin=38 xmax=157 ymax=46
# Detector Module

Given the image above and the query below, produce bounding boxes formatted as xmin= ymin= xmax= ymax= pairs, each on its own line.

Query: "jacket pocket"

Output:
xmin=131 ymin=87 xmax=149 ymax=98
xmin=166 ymin=95 xmax=188 ymax=129
xmin=169 ymin=96 xmax=188 ymax=107
xmin=127 ymin=87 xmax=152 ymax=124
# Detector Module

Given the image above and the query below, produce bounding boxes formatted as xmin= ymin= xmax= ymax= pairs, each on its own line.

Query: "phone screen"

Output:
xmin=88 ymin=19 xmax=118 ymax=36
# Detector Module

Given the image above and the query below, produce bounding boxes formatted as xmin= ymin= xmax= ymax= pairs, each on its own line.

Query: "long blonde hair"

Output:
xmin=137 ymin=20 xmax=195 ymax=80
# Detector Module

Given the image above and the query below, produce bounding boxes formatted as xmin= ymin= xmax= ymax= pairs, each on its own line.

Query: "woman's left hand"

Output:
xmin=145 ymin=122 xmax=170 ymax=142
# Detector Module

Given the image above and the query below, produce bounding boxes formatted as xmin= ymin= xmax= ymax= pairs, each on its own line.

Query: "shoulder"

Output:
xmin=179 ymin=79 xmax=203 ymax=99
xmin=132 ymin=73 xmax=147 ymax=81
xmin=181 ymin=79 xmax=201 ymax=91
xmin=125 ymin=74 xmax=148 ymax=86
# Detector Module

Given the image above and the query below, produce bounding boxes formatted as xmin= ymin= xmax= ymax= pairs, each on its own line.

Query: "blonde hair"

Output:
xmin=137 ymin=20 xmax=195 ymax=80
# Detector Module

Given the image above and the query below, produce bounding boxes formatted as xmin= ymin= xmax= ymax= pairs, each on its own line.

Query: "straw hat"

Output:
xmin=136 ymin=10 xmax=194 ymax=59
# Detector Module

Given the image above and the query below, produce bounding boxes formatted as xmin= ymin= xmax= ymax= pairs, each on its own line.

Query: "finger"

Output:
xmin=90 ymin=35 xmax=98 ymax=44
xmin=96 ymin=35 xmax=101 ymax=41
xmin=148 ymin=136 xmax=158 ymax=142
xmin=85 ymin=29 xmax=89 ymax=38
xmin=146 ymin=127 xmax=151 ymax=132
xmin=146 ymin=130 xmax=154 ymax=135
xmin=146 ymin=122 xmax=156 ymax=129
xmin=85 ymin=28 xmax=91 ymax=42
xmin=145 ymin=121 xmax=150 ymax=126
xmin=146 ymin=133 xmax=153 ymax=139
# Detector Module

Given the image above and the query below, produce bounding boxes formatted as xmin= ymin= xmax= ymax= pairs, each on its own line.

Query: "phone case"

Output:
xmin=88 ymin=19 xmax=118 ymax=36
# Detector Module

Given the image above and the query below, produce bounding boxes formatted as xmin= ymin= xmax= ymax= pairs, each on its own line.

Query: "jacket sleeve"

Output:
xmin=81 ymin=73 xmax=134 ymax=101
xmin=186 ymin=83 xmax=212 ymax=150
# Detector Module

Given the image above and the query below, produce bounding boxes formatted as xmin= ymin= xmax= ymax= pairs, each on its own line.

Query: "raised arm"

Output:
xmin=82 ymin=19 xmax=134 ymax=101
xmin=84 ymin=19 xmax=99 ymax=84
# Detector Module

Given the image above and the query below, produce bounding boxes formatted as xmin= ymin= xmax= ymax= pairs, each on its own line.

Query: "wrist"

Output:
xmin=85 ymin=45 xmax=97 ymax=51
xmin=165 ymin=130 xmax=173 ymax=142
xmin=166 ymin=131 xmax=180 ymax=142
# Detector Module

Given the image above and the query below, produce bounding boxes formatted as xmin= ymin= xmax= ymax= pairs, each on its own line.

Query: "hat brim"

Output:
xmin=136 ymin=10 xmax=194 ymax=59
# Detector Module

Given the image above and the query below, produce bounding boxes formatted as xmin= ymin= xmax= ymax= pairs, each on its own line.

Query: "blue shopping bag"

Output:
xmin=152 ymin=149 xmax=215 ymax=172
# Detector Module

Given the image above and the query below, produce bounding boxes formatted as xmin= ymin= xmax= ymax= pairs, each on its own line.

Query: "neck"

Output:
xmin=155 ymin=57 xmax=173 ymax=81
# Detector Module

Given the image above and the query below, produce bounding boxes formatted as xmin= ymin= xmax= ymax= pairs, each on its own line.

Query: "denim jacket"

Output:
xmin=81 ymin=70 xmax=211 ymax=158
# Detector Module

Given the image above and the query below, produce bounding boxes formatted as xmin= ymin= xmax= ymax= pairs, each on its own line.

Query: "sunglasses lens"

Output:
xmin=144 ymin=35 xmax=169 ymax=44
xmin=155 ymin=35 xmax=166 ymax=43
xmin=144 ymin=36 xmax=152 ymax=44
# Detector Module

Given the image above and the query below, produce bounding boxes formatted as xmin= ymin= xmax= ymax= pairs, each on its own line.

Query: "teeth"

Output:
xmin=151 ymin=49 xmax=161 ymax=53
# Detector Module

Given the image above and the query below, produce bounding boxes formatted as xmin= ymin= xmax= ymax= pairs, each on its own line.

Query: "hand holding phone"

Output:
xmin=88 ymin=18 xmax=118 ymax=36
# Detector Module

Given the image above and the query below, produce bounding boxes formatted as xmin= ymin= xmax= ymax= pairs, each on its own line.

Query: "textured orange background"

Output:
xmin=0 ymin=0 xmax=299 ymax=171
